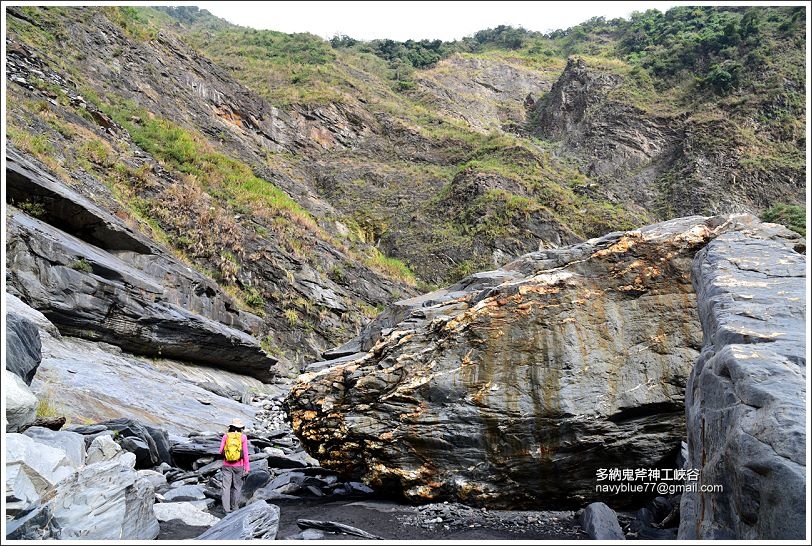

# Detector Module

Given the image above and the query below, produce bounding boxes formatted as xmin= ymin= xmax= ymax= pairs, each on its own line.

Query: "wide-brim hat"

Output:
xmin=230 ymin=418 xmax=245 ymax=429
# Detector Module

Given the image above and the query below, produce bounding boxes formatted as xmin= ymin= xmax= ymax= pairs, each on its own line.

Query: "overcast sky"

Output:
xmin=195 ymin=1 xmax=683 ymax=41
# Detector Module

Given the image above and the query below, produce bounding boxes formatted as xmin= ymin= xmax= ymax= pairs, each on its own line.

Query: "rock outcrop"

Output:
xmin=5 ymin=313 xmax=42 ymax=385
xmin=286 ymin=215 xmax=804 ymax=509
xmin=4 ymin=293 xmax=275 ymax=435
xmin=579 ymin=502 xmax=625 ymax=540
xmin=528 ymin=58 xmax=803 ymax=219
xmin=415 ymin=54 xmax=559 ymax=132
xmin=287 ymin=216 xmax=735 ymax=507
xmin=6 ymin=148 xmax=277 ymax=381
xmin=679 ymin=230 xmax=806 ymax=539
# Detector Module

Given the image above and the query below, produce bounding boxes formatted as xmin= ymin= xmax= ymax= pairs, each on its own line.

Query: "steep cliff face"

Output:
xmin=414 ymin=54 xmax=561 ymax=132
xmin=5 ymin=8 xmax=417 ymax=372
xmin=529 ymin=58 xmax=804 ymax=219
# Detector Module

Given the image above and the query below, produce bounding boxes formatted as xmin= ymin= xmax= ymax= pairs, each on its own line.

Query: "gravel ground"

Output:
xmin=158 ymin=498 xmax=589 ymax=540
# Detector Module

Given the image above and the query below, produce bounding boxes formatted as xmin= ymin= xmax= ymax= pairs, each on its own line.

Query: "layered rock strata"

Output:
xmin=679 ymin=231 xmax=806 ymax=539
xmin=6 ymin=149 xmax=277 ymax=381
xmin=286 ymin=215 xmax=803 ymax=509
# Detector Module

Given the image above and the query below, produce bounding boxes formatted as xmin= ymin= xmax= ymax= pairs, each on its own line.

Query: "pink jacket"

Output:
xmin=219 ymin=433 xmax=250 ymax=472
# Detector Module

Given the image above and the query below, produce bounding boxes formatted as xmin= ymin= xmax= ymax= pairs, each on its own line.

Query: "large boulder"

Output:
xmin=45 ymin=452 xmax=160 ymax=539
xmin=5 ymin=370 xmax=38 ymax=432
xmin=288 ymin=217 xmax=715 ymax=507
xmin=286 ymin=215 xmax=803 ymax=508
xmin=6 ymin=433 xmax=159 ymax=539
xmin=5 ymin=313 xmax=42 ymax=384
xmin=679 ymin=231 xmax=806 ymax=539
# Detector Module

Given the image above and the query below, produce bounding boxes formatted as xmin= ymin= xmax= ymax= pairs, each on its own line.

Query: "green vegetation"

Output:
xmin=102 ymin=6 xmax=157 ymax=41
xmin=363 ymin=247 xmax=416 ymax=286
xmin=68 ymin=258 xmax=93 ymax=272
xmin=242 ymin=286 xmax=266 ymax=310
xmin=7 ymin=127 xmax=52 ymax=156
xmin=96 ymin=97 xmax=316 ymax=228
xmin=17 ymin=200 xmax=46 ymax=218
xmin=35 ymin=388 xmax=61 ymax=418
xmin=283 ymin=308 xmax=300 ymax=326
xmin=761 ymin=203 xmax=806 ymax=236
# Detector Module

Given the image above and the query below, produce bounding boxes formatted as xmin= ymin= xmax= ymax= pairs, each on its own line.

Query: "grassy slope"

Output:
xmin=7 ymin=5 xmax=806 ymax=293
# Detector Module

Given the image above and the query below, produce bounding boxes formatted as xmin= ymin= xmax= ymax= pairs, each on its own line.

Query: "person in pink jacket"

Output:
xmin=219 ymin=417 xmax=250 ymax=513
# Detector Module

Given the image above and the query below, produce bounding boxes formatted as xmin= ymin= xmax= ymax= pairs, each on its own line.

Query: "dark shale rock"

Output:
xmin=5 ymin=313 xmax=42 ymax=385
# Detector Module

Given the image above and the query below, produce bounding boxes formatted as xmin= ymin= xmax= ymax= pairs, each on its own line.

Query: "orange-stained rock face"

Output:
xmin=285 ymin=215 xmax=802 ymax=508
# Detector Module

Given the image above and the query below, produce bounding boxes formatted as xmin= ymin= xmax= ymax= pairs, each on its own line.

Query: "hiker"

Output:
xmin=219 ymin=417 xmax=250 ymax=513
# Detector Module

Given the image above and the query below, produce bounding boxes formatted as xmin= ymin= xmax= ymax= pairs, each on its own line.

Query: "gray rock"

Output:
xmin=120 ymin=436 xmax=157 ymax=469
xmin=287 ymin=528 xmax=328 ymax=540
xmin=6 ymin=433 xmax=77 ymax=504
xmin=22 ymin=426 xmax=86 ymax=467
xmin=153 ymin=502 xmax=220 ymax=526
xmin=579 ymin=502 xmax=625 ymax=540
xmin=239 ymin=469 xmax=272 ymax=503
xmin=296 ymin=519 xmax=383 ymax=539
xmin=5 ymin=370 xmax=38 ymax=432
xmin=5 ymin=313 xmax=42 ymax=385
xmin=679 ymin=232 xmax=806 ymax=540
xmin=123 ymin=475 xmax=161 ymax=539
xmin=47 ymin=452 xmax=159 ymax=539
xmin=144 ymin=424 xmax=174 ymax=466
xmin=189 ymin=498 xmax=215 ymax=510
xmin=163 ymin=484 xmax=207 ymax=502
xmin=305 ymin=352 xmax=370 ymax=373
xmin=251 ymin=457 xmax=269 ymax=474
xmin=86 ymin=434 xmax=122 ymax=464
xmin=170 ymin=434 xmax=225 ymax=464
xmin=137 ymin=469 xmax=168 ymax=492
xmin=195 ymin=500 xmax=281 ymax=540
xmin=66 ymin=423 xmax=108 ymax=435
xmin=32 ymin=334 xmax=260 ymax=435
xmin=265 ymin=450 xmax=309 ymax=469
xmin=5 ymin=293 xmax=61 ymax=338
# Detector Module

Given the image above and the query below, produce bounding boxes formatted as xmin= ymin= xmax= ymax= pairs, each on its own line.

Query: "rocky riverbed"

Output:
xmin=5 ymin=213 xmax=805 ymax=540
xmin=5 ymin=351 xmax=688 ymax=542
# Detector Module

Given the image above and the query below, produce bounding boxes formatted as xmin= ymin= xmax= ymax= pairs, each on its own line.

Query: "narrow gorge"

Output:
xmin=4 ymin=4 xmax=807 ymax=542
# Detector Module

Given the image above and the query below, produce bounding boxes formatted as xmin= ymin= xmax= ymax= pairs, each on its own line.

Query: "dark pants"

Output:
xmin=221 ymin=465 xmax=244 ymax=513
